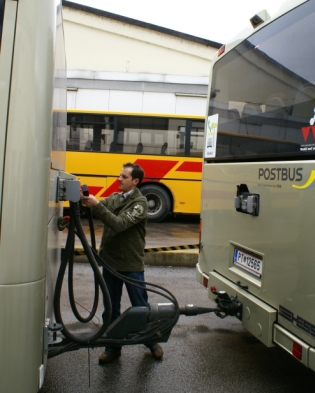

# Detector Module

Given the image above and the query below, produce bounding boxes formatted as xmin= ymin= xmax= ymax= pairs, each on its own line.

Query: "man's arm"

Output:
xmin=92 ymin=199 xmax=147 ymax=234
xmin=81 ymin=194 xmax=101 ymax=208
xmin=82 ymin=194 xmax=147 ymax=234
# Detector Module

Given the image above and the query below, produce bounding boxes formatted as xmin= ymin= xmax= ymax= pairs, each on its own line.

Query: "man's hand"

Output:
xmin=81 ymin=194 xmax=99 ymax=208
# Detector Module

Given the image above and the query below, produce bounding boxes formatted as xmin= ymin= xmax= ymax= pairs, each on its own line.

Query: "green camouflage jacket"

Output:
xmin=91 ymin=187 xmax=148 ymax=271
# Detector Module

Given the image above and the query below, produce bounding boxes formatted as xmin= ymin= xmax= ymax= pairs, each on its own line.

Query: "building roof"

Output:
xmin=62 ymin=1 xmax=222 ymax=49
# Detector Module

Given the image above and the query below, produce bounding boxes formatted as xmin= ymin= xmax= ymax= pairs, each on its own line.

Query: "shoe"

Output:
xmin=98 ymin=350 xmax=121 ymax=364
xmin=150 ymin=344 xmax=163 ymax=360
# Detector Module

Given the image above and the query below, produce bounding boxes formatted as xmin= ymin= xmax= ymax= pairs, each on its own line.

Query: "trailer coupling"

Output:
xmin=211 ymin=289 xmax=243 ymax=320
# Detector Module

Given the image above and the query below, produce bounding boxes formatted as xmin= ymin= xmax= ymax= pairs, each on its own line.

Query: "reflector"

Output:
xmin=292 ymin=342 xmax=302 ymax=360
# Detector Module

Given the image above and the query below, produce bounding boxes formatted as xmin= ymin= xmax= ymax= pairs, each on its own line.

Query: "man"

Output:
xmin=82 ymin=162 xmax=163 ymax=363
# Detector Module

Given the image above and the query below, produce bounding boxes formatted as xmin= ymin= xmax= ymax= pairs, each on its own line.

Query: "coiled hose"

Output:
xmin=53 ymin=201 xmax=180 ymax=346
xmin=53 ymin=201 xmax=111 ymax=343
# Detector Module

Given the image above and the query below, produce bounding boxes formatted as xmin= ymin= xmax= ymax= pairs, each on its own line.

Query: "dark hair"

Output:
xmin=123 ymin=162 xmax=145 ymax=185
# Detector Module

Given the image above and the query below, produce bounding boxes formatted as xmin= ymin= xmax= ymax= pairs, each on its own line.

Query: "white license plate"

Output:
xmin=233 ymin=248 xmax=263 ymax=278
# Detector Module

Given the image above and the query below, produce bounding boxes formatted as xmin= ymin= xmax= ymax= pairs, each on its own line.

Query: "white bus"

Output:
xmin=0 ymin=1 xmax=67 ymax=391
xmin=197 ymin=0 xmax=315 ymax=370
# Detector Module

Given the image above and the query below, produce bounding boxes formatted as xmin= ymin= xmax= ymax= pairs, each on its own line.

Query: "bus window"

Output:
xmin=66 ymin=114 xmax=115 ymax=152
xmin=67 ymin=113 xmax=205 ymax=156
xmin=209 ymin=2 xmax=315 ymax=160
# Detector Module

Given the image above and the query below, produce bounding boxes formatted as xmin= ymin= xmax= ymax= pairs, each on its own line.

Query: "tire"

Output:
xmin=140 ymin=184 xmax=171 ymax=223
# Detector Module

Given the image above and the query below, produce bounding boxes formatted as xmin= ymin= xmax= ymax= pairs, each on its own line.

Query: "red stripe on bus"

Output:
xmin=88 ymin=186 xmax=104 ymax=196
xmin=134 ymin=159 xmax=179 ymax=178
xmin=99 ymin=159 xmax=180 ymax=197
xmin=176 ymin=162 xmax=202 ymax=172
xmin=101 ymin=180 xmax=119 ymax=197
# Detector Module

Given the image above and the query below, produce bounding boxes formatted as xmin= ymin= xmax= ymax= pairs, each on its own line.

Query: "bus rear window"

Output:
xmin=209 ymin=0 xmax=315 ymax=160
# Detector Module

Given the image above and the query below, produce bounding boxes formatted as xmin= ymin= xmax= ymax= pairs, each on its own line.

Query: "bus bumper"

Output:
xmin=196 ymin=264 xmax=277 ymax=347
xmin=197 ymin=263 xmax=315 ymax=369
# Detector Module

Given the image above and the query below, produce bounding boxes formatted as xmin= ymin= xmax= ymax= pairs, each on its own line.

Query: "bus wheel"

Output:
xmin=140 ymin=184 xmax=171 ymax=223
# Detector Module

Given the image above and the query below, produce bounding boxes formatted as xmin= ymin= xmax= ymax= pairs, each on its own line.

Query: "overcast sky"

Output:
xmin=71 ymin=0 xmax=286 ymax=44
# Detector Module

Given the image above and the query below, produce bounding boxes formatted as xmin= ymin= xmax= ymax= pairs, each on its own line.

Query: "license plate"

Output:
xmin=233 ymin=248 xmax=263 ymax=278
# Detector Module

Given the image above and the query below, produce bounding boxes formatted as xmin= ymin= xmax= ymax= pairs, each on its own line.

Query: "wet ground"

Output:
xmin=40 ymin=265 xmax=315 ymax=393
xmin=64 ymin=214 xmax=199 ymax=250
xmin=146 ymin=214 xmax=199 ymax=248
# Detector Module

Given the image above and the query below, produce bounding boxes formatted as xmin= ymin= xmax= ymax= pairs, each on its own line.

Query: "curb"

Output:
xmin=144 ymin=250 xmax=198 ymax=267
xmin=145 ymin=244 xmax=199 ymax=252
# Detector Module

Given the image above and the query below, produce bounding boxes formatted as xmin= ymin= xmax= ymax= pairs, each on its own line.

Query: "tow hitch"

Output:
xmin=211 ymin=289 xmax=243 ymax=320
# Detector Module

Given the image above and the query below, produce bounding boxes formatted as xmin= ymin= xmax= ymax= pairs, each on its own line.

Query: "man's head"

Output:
xmin=118 ymin=162 xmax=145 ymax=193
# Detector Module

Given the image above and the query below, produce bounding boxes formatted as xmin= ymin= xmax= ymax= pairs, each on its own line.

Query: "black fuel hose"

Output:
xmin=67 ymin=240 xmax=99 ymax=323
xmin=54 ymin=201 xmax=112 ymax=343
xmin=67 ymin=204 xmax=99 ymax=323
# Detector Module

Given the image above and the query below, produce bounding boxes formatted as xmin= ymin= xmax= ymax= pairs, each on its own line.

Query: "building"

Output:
xmin=62 ymin=1 xmax=222 ymax=116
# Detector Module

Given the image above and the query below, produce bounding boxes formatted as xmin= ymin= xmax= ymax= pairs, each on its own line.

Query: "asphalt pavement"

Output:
xmin=40 ymin=265 xmax=315 ymax=393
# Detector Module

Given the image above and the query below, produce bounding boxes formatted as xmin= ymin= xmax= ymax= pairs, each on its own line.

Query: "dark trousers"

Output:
xmin=103 ymin=269 xmax=154 ymax=352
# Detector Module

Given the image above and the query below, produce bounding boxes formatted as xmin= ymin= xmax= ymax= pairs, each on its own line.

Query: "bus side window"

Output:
xmin=110 ymin=141 xmax=123 ymax=152
xmin=84 ymin=140 xmax=92 ymax=150
xmin=136 ymin=142 xmax=143 ymax=154
xmin=102 ymin=129 xmax=113 ymax=152
xmin=161 ymin=142 xmax=168 ymax=155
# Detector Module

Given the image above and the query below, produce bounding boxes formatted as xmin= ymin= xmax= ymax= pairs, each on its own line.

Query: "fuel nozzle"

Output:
xmin=211 ymin=289 xmax=242 ymax=320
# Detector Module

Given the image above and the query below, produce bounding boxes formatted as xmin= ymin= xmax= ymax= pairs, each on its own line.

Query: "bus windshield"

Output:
xmin=209 ymin=1 xmax=315 ymax=160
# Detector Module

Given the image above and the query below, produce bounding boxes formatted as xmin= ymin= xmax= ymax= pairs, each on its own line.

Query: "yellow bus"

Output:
xmin=65 ymin=110 xmax=205 ymax=222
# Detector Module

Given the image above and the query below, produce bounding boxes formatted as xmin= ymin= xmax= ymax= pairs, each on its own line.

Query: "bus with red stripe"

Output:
xmin=65 ymin=110 xmax=204 ymax=221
